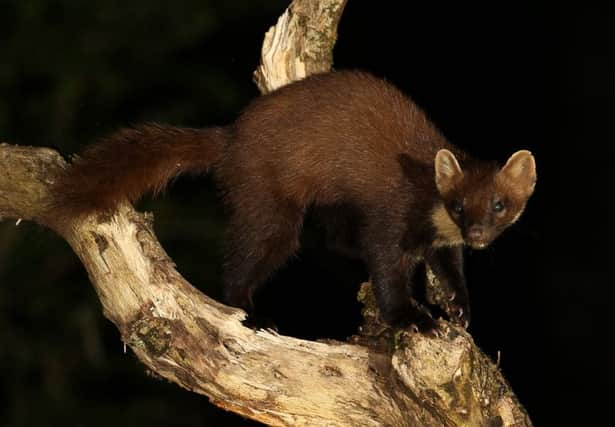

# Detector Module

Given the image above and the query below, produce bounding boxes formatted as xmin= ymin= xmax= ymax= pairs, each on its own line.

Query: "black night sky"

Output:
xmin=0 ymin=1 xmax=611 ymax=426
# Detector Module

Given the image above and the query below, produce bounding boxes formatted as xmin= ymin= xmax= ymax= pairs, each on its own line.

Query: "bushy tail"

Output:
xmin=48 ymin=123 xmax=229 ymax=224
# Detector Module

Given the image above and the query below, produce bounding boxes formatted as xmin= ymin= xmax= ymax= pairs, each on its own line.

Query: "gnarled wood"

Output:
xmin=254 ymin=0 xmax=347 ymax=93
xmin=0 ymin=1 xmax=532 ymax=425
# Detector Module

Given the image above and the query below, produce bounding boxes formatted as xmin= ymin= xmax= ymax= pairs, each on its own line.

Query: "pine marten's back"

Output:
xmin=216 ymin=71 xmax=452 ymax=207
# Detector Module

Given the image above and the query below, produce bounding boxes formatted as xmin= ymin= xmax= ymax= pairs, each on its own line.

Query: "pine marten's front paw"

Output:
xmin=442 ymin=291 xmax=471 ymax=329
xmin=242 ymin=313 xmax=278 ymax=332
xmin=383 ymin=303 xmax=440 ymax=337
xmin=410 ymin=309 xmax=440 ymax=337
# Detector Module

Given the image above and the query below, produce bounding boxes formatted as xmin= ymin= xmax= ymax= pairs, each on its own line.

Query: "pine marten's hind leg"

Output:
xmin=222 ymin=194 xmax=304 ymax=326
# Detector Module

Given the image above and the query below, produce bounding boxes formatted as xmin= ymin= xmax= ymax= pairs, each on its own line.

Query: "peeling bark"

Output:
xmin=0 ymin=0 xmax=532 ymax=425
xmin=254 ymin=0 xmax=347 ymax=93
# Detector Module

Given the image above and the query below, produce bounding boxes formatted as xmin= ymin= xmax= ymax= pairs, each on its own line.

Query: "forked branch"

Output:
xmin=0 ymin=1 xmax=531 ymax=425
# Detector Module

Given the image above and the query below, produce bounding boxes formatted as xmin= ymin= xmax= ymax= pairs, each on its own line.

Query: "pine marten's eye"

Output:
xmin=451 ymin=201 xmax=463 ymax=215
xmin=493 ymin=200 xmax=505 ymax=213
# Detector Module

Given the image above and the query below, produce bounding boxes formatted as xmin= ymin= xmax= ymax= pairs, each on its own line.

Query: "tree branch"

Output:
xmin=0 ymin=1 xmax=532 ymax=425
xmin=254 ymin=0 xmax=347 ymax=93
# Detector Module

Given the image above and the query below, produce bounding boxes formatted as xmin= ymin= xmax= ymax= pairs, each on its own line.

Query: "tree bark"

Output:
xmin=0 ymin=1 xmax=532 ymax=425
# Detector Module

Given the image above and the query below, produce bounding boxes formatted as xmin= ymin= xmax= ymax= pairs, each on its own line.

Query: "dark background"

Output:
xmin=0 ymin=0 xmax=611 ymax=425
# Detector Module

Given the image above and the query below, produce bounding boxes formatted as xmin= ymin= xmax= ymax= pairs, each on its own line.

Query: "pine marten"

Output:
xmin=46 ymin=71 xmax=537 ymax=334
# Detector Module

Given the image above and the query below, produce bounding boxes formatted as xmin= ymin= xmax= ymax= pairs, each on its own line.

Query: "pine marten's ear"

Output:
xmin=434 ymin=149 xmax=463 ymax=195
xmin=497 ymin=150 xmax=537 ymax=198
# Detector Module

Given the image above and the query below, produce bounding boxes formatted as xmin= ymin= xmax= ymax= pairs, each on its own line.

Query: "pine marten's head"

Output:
xmin=433 ymin=149 xmax=537 ymax=249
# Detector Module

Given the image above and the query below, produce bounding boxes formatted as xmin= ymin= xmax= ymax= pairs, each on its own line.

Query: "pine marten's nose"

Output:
xmin=467 ymin=225 xmax=485 ymax=241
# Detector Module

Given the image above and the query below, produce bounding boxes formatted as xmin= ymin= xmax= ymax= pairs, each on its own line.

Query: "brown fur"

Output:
xmin=46 ymin=71 xmax=536 ymax=332
xmin=48 ymin=123 xmax=229 ymax=226
xmin=435 ymin=149 xmax=536 ymax=249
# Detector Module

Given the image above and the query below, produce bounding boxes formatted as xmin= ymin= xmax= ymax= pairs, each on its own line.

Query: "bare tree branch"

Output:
xmin=0 ymin=1 xmax=532 ymax=425
xmin=254 ymin=0 xmax=347 ymax=93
